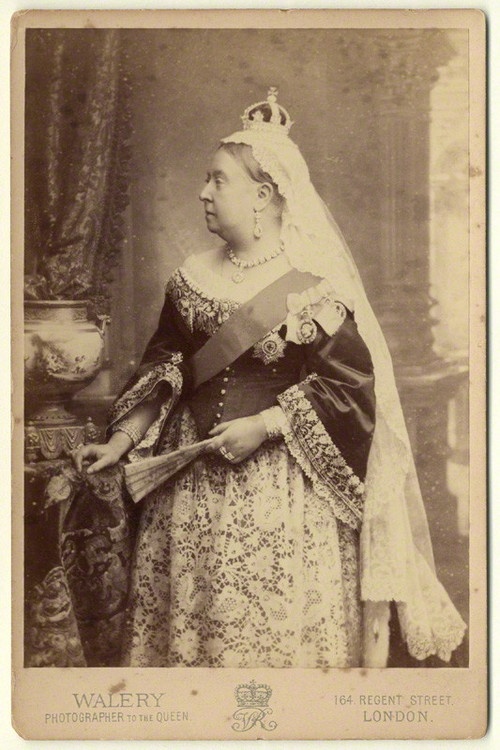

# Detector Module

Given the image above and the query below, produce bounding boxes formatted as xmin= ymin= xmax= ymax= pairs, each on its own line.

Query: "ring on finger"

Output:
xmin=220 ymin=447 xmax=235 ymax=461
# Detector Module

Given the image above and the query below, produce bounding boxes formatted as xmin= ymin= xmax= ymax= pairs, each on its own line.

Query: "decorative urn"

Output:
xmin=24 ymin=300 xmax=107 ymax=459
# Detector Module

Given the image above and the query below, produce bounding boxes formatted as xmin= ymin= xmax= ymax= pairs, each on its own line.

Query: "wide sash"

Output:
xmin=188 ymin=269 xmax=320 ymax=390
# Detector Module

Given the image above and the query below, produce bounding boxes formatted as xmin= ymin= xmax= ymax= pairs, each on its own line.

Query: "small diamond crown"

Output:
xmin=241 ymin=87 xmax=293 ymax=137
xmin=234 ymin=680 xmax=272 ymax=708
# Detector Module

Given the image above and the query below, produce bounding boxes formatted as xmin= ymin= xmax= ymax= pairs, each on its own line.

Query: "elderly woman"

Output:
xmin=74 ymin=90 xmax=466 ymax=668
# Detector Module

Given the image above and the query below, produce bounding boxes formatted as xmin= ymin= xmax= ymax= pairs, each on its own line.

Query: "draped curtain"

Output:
xmin=23 ymin=29 xmax=134 ymax=667
xmin=24 ymin=28 xmax=131 ymax=317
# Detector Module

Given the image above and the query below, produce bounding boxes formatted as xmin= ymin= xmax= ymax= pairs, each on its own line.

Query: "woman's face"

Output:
xmin=199 ymin=149 xmax=258 ymax=242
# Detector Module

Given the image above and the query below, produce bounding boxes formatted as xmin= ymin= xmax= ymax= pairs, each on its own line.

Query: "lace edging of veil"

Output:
xmin=221 ymin=128 xmax=467 ymax=661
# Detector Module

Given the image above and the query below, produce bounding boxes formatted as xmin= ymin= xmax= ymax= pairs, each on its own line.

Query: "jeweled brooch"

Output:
xmin=296 ymin=308 xmax=318 ymax=345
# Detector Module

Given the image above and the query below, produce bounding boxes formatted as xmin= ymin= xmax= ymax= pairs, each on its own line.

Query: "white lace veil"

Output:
xmin=220 ymin=96 xmax=466 ymax=661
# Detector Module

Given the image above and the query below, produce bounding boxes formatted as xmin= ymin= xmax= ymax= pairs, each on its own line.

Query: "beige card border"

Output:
xmin=11 ymin=8 xmax=486 ymax=741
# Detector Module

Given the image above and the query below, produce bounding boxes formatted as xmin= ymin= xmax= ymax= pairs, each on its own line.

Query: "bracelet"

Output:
xmin=111 ymin=418 xmax=144 ymax=447
xmin=260 ymin=405 xmax=287 ymax=440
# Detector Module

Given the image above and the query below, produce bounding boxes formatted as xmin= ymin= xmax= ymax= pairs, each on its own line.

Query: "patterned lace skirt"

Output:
xmin=121 ymin=407 xmax=362 ymax=668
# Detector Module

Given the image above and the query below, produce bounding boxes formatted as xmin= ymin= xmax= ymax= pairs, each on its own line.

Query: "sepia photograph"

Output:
xmin=11 ymin=8 xmax=486 ymax=741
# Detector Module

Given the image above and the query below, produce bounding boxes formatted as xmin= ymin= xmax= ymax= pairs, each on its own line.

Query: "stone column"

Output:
xmin=336 ymin=32 xmax=469 ymax=619
xmin=365 ymin=30 xmax=456 ymax=368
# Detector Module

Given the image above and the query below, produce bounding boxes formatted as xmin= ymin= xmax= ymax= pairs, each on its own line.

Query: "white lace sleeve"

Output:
xmin=260 ymin=405 xmax=288 ymax=439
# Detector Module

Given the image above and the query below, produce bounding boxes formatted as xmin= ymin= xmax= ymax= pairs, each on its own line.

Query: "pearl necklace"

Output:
xmin=226 ymin=241 xmax=285 ymax=284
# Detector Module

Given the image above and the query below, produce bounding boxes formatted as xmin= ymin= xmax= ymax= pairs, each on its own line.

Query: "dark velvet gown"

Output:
xmin=110 ymin=259 xmax=376 ymax=667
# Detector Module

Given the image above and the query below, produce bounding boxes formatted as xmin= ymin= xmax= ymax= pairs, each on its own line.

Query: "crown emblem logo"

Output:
xmin=234 ymin=680 xmax=272 ymax=708
xmin=241 ymin=87 xmax=293 ymax=138
xmin=232 ymin=680 xmax=277 ymax=733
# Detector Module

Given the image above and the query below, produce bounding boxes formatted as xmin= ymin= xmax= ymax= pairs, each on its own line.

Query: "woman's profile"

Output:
xmin=73 ymin=89 xmax=466 ymax=668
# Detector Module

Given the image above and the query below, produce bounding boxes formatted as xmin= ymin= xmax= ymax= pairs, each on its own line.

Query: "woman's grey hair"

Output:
xmin=218 ymin=142 xmax=285 ymax=213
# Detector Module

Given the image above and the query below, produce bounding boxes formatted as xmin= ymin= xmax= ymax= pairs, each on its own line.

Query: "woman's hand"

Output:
xmin=72 ymin=431 xmax=133 ymax=475
xmin=208 ymin=414 xmax=268 ymax=464
xmin=71 ymin=443 xmax=123 ymax=475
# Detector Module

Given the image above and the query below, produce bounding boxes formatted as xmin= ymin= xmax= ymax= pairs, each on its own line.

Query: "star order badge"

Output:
xmin=252 ymin=330 xmax=287 ymax=365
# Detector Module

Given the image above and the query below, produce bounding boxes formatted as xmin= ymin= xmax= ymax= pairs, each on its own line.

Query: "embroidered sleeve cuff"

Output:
xmin=277 ymin=379 xmax=364 ymax=530
xmin=108 ymin=356 xmax=183 ymax=427
xmin=260 ymin=405 xmax=288 ymax=440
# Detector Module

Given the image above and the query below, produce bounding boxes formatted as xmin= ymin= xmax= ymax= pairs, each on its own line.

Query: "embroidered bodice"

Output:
xmin=166 ymin=266 xmax=306 ymax=438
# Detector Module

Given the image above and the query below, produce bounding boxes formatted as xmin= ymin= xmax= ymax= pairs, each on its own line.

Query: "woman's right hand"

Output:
xmin=71 ymin=443 xmax=123 ymax=475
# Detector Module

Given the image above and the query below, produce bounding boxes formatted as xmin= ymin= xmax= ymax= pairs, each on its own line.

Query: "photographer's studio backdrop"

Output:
xmin=23 ymin=27 xmax=469 ymax=666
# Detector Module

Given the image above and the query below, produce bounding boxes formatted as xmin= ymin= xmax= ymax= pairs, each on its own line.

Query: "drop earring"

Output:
xmin=253 ymin=209 xmax=262 ymax=239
